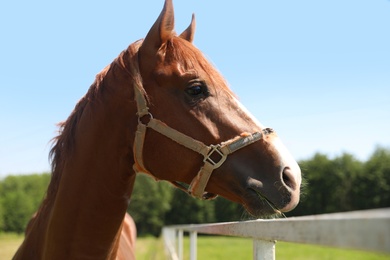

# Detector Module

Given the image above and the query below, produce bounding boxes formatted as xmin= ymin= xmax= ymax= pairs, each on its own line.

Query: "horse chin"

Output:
xmin=239 ymin=175 xmax=299 ymax=218
xmin=245 ymin=206 xmax=282 ymax=219
xmin=243 ymin=189 xmax=284 ymax=218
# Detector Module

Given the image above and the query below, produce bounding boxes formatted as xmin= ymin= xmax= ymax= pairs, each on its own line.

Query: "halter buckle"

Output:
xmin=203 ymin=145 xmax=227 ymax=169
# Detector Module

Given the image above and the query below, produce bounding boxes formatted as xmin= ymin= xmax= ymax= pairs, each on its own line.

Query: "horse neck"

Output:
xmin=15 ymin=59 xmax=139 ymax=260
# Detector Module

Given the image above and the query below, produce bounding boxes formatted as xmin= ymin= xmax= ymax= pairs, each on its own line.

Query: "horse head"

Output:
xmin=132 ymin=0 xmax=301 ymax=217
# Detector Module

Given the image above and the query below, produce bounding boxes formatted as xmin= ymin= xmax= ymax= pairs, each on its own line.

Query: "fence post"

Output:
xmin=178 ymin=230 xmax=183 ymax=260
xmin=189 ymin=231 xmax=197 ymax=260
xmin=253 ymin=239 xmax=275 ymax=260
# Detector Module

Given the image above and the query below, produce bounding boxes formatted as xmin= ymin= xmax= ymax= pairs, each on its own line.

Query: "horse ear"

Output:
xmin=140 ymin=0 xmax=175 ymax=54
xmin=179 ymin=14 xmax=196 ymax=43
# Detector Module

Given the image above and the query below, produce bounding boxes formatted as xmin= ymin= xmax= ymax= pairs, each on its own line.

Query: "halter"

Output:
xmin=126 ymin=45 xmax=273 ymax=199
xmin=132 ymin=81 xmax=272 ymax=200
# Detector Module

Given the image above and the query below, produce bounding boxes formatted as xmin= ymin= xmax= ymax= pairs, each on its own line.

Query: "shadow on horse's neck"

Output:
xmin=17 ymin=44 xmax=140 ymax=259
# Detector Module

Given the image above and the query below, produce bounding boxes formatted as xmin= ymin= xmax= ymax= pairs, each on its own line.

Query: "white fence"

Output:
xmin=162 ymin=208 xmax=390 ymax=260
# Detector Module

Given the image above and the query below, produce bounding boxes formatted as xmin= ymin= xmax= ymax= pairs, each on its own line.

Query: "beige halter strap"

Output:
xmin=132 ymin=84 xmax=266 ymax=200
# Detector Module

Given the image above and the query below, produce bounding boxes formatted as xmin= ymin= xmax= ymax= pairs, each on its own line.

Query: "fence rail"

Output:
xmin=162 ymin=208 xmax=390 ymax=260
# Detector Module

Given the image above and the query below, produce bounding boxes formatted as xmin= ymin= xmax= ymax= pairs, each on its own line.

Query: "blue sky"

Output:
xmin=1 ymin=0 xmax=389 ymax=177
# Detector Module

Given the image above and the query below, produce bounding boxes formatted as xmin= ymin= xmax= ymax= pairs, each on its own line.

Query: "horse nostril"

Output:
xmin=282 ymin=167 xmax=296 ymax=190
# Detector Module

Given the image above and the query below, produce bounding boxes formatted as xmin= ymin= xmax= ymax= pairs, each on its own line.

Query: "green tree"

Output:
xmin=352 ymin=147 xmax=390 ymax=209
xmin=329 ymin=153 xmax=363 ymax=212
xmin=165 ymin=188 xmax=216 ymax=225
xmin=127 ymin=174 xmax=173 ymax=236
xmin=290 ymin=152 xmax=362 ymax=216
xmin=291 ymin=153 xmax=334 ymax=215
xmin=2 ymin=190 xmax=34 ymax=233
xmin=0 ymin=173 xmax=50 ymax=233
xmin=214 ymin=197 xmax=244 ymax=222
xmin=0 ymin=196 xmax=4 ymax=231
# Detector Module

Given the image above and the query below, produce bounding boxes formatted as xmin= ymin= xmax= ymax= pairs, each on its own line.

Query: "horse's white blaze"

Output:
xmin=233 ymin=96 xmax=301 ymax=189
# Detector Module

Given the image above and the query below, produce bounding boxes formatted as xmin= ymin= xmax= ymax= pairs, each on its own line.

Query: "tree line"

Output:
xmin=1 ymin=147 xmax=389 ymax=236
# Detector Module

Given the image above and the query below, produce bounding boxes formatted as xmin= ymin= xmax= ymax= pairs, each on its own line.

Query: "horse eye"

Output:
xmin=186 ymin=85 xmax=203 ymax=96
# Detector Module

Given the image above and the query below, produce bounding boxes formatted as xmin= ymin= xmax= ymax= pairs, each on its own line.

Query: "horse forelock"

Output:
xmin=166 ymin=37 xmax=233 ymax=96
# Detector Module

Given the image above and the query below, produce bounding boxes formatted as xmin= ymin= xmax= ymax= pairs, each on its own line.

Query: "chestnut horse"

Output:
xmin=13 ymin=0 xmax=301 ymax=259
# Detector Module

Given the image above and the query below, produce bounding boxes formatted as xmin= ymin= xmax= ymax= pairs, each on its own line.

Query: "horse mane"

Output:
xmin=43 ymin=42 xmax=142 ymax=208
xmin=45 ymin=70 xmax=108 ymax=203
xmin=41 ymin=36 xmax=229 ymax=208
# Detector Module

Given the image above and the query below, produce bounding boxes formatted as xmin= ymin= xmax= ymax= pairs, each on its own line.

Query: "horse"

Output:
xmin=13 ymin=0 xmax=301 ymax=259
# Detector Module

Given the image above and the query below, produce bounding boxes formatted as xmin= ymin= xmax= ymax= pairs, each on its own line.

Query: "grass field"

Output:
xmin=0 ymin=233 xmax=24 ymax=260
xmin=1 ymin=233 xmax=389 ymax=259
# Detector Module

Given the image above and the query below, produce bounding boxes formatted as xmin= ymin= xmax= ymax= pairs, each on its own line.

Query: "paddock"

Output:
xmin=163 ymin=208 xmax=390 ymax=260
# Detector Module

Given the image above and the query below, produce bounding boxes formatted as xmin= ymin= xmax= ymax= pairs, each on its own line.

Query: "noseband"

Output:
xmin=132 ymin=82 xmax=273 ymax=200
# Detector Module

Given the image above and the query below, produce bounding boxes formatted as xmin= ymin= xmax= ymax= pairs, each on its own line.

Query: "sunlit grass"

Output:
xmin=1 ymin=233 xmax=388 ymax=260
xmin=0 ymin=233 xmax=24 ymax=260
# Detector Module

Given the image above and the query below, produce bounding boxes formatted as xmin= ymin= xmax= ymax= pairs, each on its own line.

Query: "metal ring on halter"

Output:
xmin=203 ymin=145 xmax=227 ymax=169
xmin=138 ymin=112 xmax=153 ymax=125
